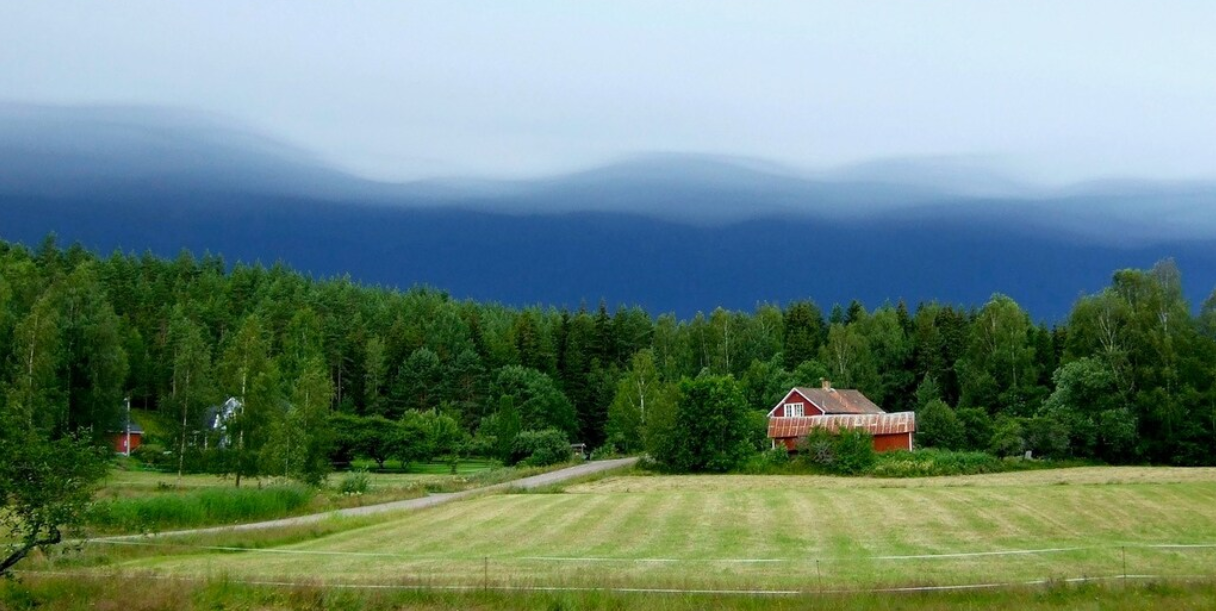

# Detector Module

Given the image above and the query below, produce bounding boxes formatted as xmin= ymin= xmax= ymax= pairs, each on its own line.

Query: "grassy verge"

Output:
xmin=86 ymin=460 xmax=586 ymax=534
xmin=6 ymin=573 xmax=1216 ymax=610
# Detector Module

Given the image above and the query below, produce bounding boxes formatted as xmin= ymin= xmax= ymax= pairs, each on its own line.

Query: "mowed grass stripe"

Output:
xmin=122 ymin=472 xmax=1216 ymax=589
xmin=565 ymin=492 xmax=649 ymax=557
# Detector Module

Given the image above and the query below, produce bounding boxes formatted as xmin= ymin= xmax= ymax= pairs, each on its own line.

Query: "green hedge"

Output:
xmin=871 ymin=448 xmax=1009 ymax=477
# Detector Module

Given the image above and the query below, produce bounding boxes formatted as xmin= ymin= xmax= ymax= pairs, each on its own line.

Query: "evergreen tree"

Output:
xmin=783 ymin=300 xmax=824 ymax=370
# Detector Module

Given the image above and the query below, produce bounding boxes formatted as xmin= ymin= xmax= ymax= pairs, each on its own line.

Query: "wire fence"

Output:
xmin=77 ymin=538 xmax=1216 ymax=595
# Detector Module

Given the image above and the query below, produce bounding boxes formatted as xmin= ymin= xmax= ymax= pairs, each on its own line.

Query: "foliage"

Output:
xmin=649 ymin=375 xmax=753 ymax=473
xmin=794 ymin=427 xmax=876 ymax=475
xmin=337 ymin=470 xmax=371 ymax=496
xmin=1 ymin=239 xmax=1214 ymax=478
xmin=478 ymin=396 xmax=522 ymax=463
xmin=86 ymin=484 xmax=313 ymax=532
xmin=917 ymin=399 xmax=965 ymax=450
xmin=956 ymin=406 xmax=993 ymax=452
xmin=870 ymin=448 xmax=1007 ymax=477
xmin=0 ymin=427 xmax=108 ymax=575
xmin=511 ymin=428 xmax=571 ymax=466
xmin=491 ymin=366 xmax=577 ymax=437
xmin=588 ymin=442 xmax=619 ymax=461
xmin=605 ymin=349 xmax=671 ymax=453
xmin=262 ymin=357 xmax=334 ymax=486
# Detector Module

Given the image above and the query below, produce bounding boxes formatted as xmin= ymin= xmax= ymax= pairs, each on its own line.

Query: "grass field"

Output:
xmin=85 ymin=467 xmax=1216 ymax=592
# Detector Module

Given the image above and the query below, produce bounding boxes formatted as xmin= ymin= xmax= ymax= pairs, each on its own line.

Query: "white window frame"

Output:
xmin=787 ymin=402 xmax=805 ymax=418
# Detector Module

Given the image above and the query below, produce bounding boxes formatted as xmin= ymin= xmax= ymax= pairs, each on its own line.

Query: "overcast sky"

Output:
xmin=3 ymin=1 xmax=1215 ymax=183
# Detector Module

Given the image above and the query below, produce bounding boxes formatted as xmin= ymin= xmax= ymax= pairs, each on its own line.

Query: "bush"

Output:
xmin=512 ymin=429 xmax=570 ymax=467
xmin=871 ymin=448 xmax=1006 ymax=477
xmin=917 ymin=399 xmax=964 ymax=450
xmin=589 ymin=442 xmax=618 ymax=461
xmin=832 ymin=428 xmax=877 ymax=475
xmin=337 ymin=470 xmax=370 ymax=495
xmin=795 ymin=428 xmax=875 ymax=475
xmin=130 ymin=443 xmax=173 ymax=470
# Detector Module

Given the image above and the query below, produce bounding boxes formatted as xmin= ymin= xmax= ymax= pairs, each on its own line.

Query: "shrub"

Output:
xmin=917 ymin=399 xmax=965 ymax=450
xmin=871 ymin=448 xmax=1005 ymax=477
xmin=795 ymin=428 xmax=875 ymax=475
xmin=130 ymin=443 xmax=173 ymax=470
xmin=589 ymin=442 xmax=618 ymax=461
xmin=337 ymin=470 xmax=370 ymax=495
xmin=832 ymin=428 xmax=877 ymax=475
xmin=990 ymin=416 xmax=1026 ymax=457
xmin=512 ymin=429 xmax=570 ymax=467
xmin=956 ymin=407 xmax=994 ymax=452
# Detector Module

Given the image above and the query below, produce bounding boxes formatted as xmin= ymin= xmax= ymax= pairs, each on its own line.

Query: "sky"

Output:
xmin=3 ymin=1 xmax=1215 ymax=184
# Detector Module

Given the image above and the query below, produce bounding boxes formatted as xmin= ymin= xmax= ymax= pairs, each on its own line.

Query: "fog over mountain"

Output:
xmin=2 ymin=104 xmax=1215 ymax=320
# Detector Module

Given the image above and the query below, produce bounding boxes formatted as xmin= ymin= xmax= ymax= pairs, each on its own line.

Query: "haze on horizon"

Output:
xmin=3 ymin=1 xmax=1215 ymax=185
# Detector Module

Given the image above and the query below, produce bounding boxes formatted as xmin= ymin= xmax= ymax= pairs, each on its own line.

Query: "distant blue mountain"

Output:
xmin=2 ymin=103 xmax=1215 ymax=321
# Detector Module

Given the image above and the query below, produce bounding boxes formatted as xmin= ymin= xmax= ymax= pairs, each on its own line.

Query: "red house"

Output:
xmin=766 ymin=381 xmax=915 ymax=452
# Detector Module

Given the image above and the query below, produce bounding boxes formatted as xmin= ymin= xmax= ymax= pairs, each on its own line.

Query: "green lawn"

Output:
xmin=101 ymin=467 xmax=1216 ymax=591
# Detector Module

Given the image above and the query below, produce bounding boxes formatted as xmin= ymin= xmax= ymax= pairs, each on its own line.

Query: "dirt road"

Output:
xmin=104 ymin=457 xmax=638 ymax=540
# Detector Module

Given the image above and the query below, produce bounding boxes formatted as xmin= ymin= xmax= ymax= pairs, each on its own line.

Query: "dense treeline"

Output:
xmin=3 ymin=236 xmax=1216 ymax=478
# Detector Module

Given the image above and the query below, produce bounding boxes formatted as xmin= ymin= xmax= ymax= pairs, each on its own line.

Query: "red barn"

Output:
xmin=766 ymin=381 xmax=915 ymax=452
xmin=109 ymin=423 xmax=143 ymax=455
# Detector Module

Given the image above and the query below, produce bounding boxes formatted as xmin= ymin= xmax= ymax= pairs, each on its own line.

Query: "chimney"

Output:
xmin=821 ymin=379 xmax=832 ymax=390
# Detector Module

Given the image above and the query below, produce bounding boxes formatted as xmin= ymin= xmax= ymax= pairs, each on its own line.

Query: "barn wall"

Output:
xmin=777 ymin=433 xmax=911 ymax=453
xmin=110 ymin=433 xmax=143 ymax=454
xmin=873 ymin=433 xmax=911 ymax=452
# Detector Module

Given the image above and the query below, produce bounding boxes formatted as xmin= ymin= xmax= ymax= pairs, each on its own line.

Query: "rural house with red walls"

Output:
xmin=767 ymin=381 xmax=915 ymax=452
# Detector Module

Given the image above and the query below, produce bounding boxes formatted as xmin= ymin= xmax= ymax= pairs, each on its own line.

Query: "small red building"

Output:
xmin=766 ymin=381 xmax=915 ymax=452
xmin=109 ymin=423 xmax=143 ymax=455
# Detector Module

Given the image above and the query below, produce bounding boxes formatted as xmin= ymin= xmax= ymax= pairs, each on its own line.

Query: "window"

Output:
xmin=787 ymin=402 xmax=805 ymax=417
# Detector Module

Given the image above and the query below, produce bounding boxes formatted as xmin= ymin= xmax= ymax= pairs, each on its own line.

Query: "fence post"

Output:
xmin=1122 ymin=546 xmax=1126 ymax=587
xmin=484 ymin=556 xmax=489 ymax=592
xmin=816 ymin=559 xmax=823 ymax=594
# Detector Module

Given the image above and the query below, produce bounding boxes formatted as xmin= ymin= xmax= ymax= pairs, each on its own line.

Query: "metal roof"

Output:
xmin=767 ymin=412 xmax=916 ymax=438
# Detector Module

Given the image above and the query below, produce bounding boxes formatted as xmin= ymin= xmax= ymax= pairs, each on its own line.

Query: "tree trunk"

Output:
xmin=0 ymin=531 xmax=60 ymax=577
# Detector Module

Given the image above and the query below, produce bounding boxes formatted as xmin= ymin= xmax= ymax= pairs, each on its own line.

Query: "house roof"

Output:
xmin=768 ymin=387 xmax=886 ymax=416
xmin=767 ymin=412 xmax=916 ymax=439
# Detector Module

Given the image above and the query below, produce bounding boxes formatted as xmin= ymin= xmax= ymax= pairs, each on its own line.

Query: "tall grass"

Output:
xmin=6 ymin=573 xmax=1216 ymax=611
xmin=87 ymin=484 xmax=314 ymax=533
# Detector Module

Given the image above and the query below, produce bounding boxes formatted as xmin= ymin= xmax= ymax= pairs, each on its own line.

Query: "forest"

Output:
xmin=2 ymin=235 xmax=1216 ymax=483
